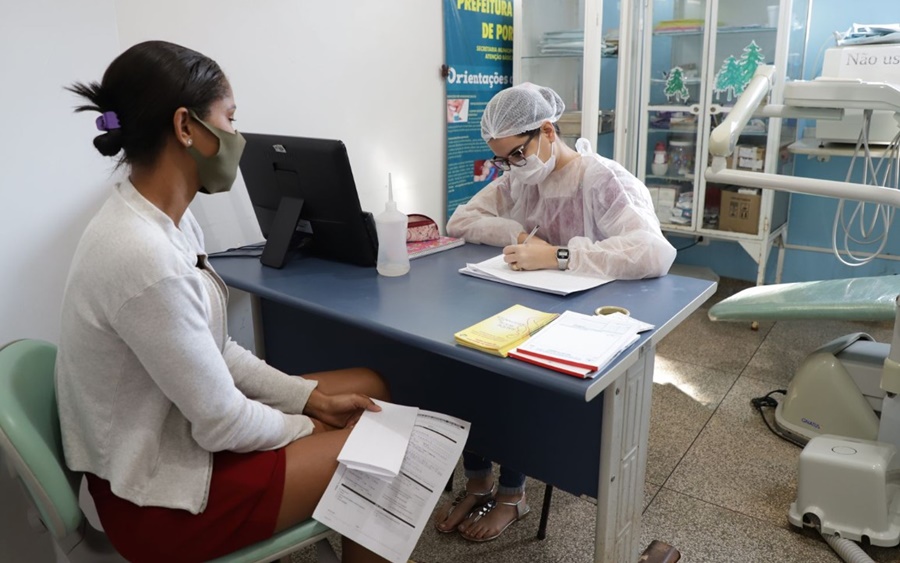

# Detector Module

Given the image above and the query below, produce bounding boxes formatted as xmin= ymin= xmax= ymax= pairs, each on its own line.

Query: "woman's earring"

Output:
xmin=186 ymin=139 xmax=193 ymax=146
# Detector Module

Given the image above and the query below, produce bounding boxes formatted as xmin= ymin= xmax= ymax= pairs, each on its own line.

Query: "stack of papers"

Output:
xmin=538 ymin=29 xmax=615 ymax=57
xmin=460 ymin=254 xmax=611 ymax=296
xmin=653 ymin=19 xmax=704 ymax=34
xmin=539 ymin=30 xmax=584 ymax=55
xmin=837 ymin=23 xmax=900 ymax=46
xmin=315 ymin=402 xmax=471 ymax=563
xmin=509 ymin=311 xmax=654 ymax=378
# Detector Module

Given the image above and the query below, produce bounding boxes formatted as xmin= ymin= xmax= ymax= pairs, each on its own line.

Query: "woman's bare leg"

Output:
xmin=302 ymin=367 xmax=390 ymax=401
xmin=274 ymin=368 xmax=391 ymax=563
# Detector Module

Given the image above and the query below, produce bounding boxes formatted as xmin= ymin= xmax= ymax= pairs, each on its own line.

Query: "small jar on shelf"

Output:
xmin=668 ymin=139 xmax=695 ymax=176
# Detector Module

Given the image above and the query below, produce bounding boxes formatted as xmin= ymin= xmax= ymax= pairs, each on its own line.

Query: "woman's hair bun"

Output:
xmin=92 ymin=129 xmax=123 ymax=157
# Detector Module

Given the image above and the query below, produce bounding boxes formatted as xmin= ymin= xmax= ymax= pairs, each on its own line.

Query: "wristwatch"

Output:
xmin=556 ymin=247 xmax=570 ymax=270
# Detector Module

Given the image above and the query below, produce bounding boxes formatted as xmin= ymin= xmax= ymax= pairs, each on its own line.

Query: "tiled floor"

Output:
xmin=293 ymin=277 xmax=900 ymax=563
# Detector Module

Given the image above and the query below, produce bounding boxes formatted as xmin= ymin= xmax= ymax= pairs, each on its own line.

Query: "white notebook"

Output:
xmin=459 ymin=254 xmax=611 ymax=296
xmin=509 ymin=310 xmax=649 ymax=378
xmin=407 ymin=236 xmax=465 ymax=259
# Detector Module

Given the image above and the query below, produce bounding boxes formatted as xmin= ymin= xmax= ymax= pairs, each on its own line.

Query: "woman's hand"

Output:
xmin=503 ymin=242 xmax=558 ymax=271
xmin=304 ymin=389 xmax=381 ymax=430
xmin=516 ymin=232 xmax=549 ymax=245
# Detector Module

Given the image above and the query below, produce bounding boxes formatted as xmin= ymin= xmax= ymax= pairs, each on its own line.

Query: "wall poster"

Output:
xmin=443 ymin=0 xmax=514 ymax=220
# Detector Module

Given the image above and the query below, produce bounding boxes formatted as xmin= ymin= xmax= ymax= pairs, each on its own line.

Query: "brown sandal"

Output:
xmin=434 ymin=482 xmax=497 ymax=533
xmin=460 ymin=496 xmax=531 ymax=542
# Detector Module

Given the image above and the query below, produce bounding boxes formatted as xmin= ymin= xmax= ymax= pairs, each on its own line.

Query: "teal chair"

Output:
xmin=0 ymin=339 xmax=338 ymax=563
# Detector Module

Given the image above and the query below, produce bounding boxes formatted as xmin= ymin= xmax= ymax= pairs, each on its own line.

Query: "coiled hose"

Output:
xmin=822 ymin=533 xmax=875 ymax=563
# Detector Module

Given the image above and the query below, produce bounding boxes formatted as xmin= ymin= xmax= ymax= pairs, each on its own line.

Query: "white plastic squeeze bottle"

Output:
xmin=374 ymin=173 xmax=410 ymax=277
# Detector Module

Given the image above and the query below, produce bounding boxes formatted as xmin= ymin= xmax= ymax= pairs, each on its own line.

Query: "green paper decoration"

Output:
xmin=664 ymin=66 xmax=691 ymax=103
xmin=714 ymin=40 xmax=766 ymax=102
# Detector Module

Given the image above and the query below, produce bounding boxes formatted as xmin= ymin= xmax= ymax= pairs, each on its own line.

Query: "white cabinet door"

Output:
xmin=637 ymin=0 xmax=809 ymax=284
xmin=513 ymin=0 xmax=623 ymax=159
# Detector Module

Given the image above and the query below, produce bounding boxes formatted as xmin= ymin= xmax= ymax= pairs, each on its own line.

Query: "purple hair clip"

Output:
xmin=95 ymin=111 xmax=121 ymax=132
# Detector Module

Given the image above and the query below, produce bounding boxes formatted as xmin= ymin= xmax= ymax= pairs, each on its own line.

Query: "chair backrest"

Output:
xmin=0 ymin=339 xmax=83 ymax=539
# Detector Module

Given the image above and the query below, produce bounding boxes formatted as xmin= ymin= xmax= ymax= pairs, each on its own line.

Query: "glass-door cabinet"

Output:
xmin=513 ymin=0 xmax=637 ymax=164
xmin=637 ymin=0 xmax=809 ymax=285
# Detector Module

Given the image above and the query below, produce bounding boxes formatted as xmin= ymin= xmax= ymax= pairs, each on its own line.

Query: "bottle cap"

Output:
xmin=385 ymin=172 xmax=398 ymax=211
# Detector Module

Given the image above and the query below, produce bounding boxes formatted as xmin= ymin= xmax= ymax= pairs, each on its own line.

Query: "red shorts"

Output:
xmin=86 ymin=448 xmax=286 ymax=563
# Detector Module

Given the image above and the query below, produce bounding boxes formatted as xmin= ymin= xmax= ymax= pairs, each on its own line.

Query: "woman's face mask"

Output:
xmin=508 ymin=132 xmax=556 ymax=185
xmin=187 ymin=110 xmax=246 ymax=195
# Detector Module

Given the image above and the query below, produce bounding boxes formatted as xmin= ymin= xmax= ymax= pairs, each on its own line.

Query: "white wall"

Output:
xmin=114 ymin=0 xmax=448 ymax=252
xmin=1 ymin=2 xmax=446 ymax=558
xmin=0 ymin=0 xmax=121 ymax=346
xmin=112 ymin=0 xmax=448 ymax=355
xmin=0 ymin=1 xmax=121 ymax=560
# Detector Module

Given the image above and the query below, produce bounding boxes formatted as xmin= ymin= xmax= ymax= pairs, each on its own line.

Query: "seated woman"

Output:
xmin=437 ymin=83 xmax=676 ymax=542
xmin=56 ymin=40 xmax=391 ymax=563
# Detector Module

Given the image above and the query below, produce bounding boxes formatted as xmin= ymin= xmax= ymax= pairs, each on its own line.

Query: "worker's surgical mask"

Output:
xmin=187 ymin=110 xmax=247 ymax=195
xmin=507 ymin=133 xmax=556 ymax=185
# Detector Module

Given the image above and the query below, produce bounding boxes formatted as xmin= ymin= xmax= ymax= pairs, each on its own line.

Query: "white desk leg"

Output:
xmin=595 ymin=344 xmax=654 ymax=563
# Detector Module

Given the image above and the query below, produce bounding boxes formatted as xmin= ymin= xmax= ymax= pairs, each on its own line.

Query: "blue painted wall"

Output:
xmin=671 ymin=0 xmax=900 ymax=282
xmin=597 ymin=0 xmax=623 ymax=158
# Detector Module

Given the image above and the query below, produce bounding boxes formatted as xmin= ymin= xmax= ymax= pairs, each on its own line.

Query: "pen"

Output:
xmin=522 ymin=225 xmax=539 ymax=245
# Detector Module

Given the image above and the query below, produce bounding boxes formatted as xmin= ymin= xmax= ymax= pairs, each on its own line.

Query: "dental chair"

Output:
xmin=703 ymin=65 xmax=900 ymax=561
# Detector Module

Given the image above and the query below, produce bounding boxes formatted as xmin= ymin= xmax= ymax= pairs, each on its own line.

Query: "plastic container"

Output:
xmin=766 ymin=5 xmax=779 ymax=27
xmin=651 ymin=141 xmax=669 ymax=176
xmin=374 ymin=173 xmax=410 ymax=277
xmin=668 ymin=139 xmax=695 ymax=176
xmin=682 ymin=0 xmax=703 ymax=20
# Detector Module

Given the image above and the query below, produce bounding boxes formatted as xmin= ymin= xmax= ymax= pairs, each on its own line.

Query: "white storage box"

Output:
xmin=789 ymin=435 xmax=900 ymax=547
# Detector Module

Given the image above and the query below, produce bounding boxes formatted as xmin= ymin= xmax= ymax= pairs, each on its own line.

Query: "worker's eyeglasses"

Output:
xmin=489 ymin=131 xmax=539 ymax=171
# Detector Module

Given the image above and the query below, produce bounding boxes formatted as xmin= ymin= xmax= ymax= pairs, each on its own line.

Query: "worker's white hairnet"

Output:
xmin=481 ymin=83 xmax=565 ymax=142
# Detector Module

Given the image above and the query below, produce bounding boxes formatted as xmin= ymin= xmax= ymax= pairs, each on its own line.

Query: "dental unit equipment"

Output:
xmin=705 ymin=64 xmax=900 ymax=562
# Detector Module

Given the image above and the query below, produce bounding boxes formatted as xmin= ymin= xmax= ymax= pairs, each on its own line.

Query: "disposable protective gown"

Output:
xmin=447 ymin=141 xmax=676 ymax=279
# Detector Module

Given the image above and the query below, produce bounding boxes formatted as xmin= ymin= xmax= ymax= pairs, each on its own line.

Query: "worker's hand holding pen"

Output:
xmin=503 ymin=225 xmax=555 ymax=271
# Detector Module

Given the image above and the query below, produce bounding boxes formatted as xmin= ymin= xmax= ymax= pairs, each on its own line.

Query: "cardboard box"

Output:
xmin=719 ymin=190 xmax=761 ymax=234
xmin=733 ymin=145 xmax=766 ymax=171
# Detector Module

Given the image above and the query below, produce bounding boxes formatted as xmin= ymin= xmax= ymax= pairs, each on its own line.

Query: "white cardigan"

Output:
xmin=56 ymin=181 xmax=317 ymax=514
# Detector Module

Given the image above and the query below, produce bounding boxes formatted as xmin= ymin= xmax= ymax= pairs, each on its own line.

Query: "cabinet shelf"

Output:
xmin=649 ymin=77 xmax=702 ymax=85
xmin=647 ymin=105 xmax=697 ymax=113
xmin=649 ymin=126 xmax=699 ymax=134
xmin=788 ymin=138 xmax=894 ymax=159
xmin=660 ymin=223 xmax=694 ymax=233
xmin=522 ymin=53 xmax=618 ymax=60
xmin=653 ymin=25 xmax=777 ymax=37
xmin=646 ymin=174 xmax=696 ymax=182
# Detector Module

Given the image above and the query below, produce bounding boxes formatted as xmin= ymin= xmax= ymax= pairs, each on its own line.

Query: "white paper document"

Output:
xmin=314 ymin=410 xmax=470 ymax=563
xmin=337 ymin=400 xmax=418 ymax=478
xmin=511 ymin=310 xmax=646 ymax=378
xmin=460 ymin=254 xmax=611 ymax=296
xmin=603 ymin=311 xmax=655 ymax=333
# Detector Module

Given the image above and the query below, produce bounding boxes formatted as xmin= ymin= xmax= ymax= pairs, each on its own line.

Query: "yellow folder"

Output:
xmin=453 ymin=304 xmax=558 ymax=357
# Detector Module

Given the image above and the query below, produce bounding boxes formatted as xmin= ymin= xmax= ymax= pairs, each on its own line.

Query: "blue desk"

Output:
xmin=211 ymin=244 xmax=715 ymax=562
